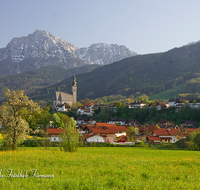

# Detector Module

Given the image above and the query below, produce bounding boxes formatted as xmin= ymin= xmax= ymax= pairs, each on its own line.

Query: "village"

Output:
xmin=43 ymin=76 xmax=200 ymax=145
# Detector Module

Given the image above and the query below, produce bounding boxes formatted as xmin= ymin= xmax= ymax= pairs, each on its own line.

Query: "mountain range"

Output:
xmin=1 ymin=30 xmax=200 ymax=104
xmin=0 ymin=30 xmax=137 ymax=76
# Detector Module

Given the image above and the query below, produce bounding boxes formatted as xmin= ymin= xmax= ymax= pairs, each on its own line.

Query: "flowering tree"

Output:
xmin=0 ymin=89 xmax=40 ymax=150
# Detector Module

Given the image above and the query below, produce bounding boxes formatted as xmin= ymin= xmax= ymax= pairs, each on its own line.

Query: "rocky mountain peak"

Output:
xmin=75 ymin=43 xmax=137 ymax=65
xmin=0 ymin=30 xmax=137 ymax=76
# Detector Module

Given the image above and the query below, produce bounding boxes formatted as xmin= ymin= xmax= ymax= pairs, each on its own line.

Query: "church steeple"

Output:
xmin=72 ymin=75 xmax=77 ymax=103
xmin=72 ymin=74 xmax=77 ymax=86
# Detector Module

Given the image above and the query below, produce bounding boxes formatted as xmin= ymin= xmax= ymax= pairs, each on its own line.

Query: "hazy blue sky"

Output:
xmin=1 ymin=0 xmax=200 ymax=54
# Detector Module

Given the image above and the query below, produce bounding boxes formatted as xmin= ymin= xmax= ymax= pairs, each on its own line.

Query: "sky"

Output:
xmin=1 ymin=0 xmax=200 ymax=54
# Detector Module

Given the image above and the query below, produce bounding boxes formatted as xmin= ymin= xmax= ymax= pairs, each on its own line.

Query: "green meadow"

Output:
xmin=0 ymin=147 xmax=200 ymax=190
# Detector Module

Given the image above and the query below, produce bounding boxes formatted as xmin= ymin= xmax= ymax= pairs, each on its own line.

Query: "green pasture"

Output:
xmin=0 ymin=147 xmax=199 ymax=190
xmin=149 ymin=83 xmax=185 ymax=101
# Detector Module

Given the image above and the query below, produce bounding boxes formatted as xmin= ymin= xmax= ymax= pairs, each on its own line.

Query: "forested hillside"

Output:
xmin=0 ymin=64 xmax=100 ymax=104
xmin=30 ymin=41 xmax=200 ymax=102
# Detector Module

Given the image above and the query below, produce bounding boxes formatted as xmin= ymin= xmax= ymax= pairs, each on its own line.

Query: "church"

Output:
xmin=53 ymin=75 xmax=77 ymax=110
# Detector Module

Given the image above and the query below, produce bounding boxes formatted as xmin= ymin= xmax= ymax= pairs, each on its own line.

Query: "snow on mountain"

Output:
xmin=0 ymin=30 xmax=137 ymax=76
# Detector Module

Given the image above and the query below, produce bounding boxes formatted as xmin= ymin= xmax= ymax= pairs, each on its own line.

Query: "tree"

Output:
xmin=59 ymin=113 xmax=70 ymax=124
xmin=0 ymin=89 xmax=40 ymax=150
xmin=27 ymin=107 xmax=51 ymax=130
xmin=70 ymin=102 xmax=82 ymax=111
xmin=81 ymin=98 xmax=91 ymax=105
xmin=127 ymin=126 xmax=139 ymax=143
xmin=194 ymin=133 xmax=200 ymax=150
xmin=52 ymin=113 xmax=64 ymax=128
xmin=116 ymin=101 xmax=122 ymax=108
xmin=59 ymin=117 xmax=79 ymax=152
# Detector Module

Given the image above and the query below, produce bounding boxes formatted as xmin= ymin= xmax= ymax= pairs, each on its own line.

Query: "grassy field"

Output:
xmin=0 ymin=147 xmax=199 ymax=190
xmin=149 ymin=83 xmax=185 ymax=101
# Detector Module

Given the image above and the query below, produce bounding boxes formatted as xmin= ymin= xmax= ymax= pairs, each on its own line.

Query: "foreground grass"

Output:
xmin=0 ymin=147 xmax=200 ymax=189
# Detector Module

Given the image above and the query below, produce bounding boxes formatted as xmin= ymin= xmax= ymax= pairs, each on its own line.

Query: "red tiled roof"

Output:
xmin=184 ymin=128 xmax=200 ymax=133
xmin=146 ymin=125 xmax=159 ymax=131
xmin=47 ymin=128 xmax=63 ymax=135
xmin=90 ymin=127 xmax=118 ymax=134
xmin=153 ymin=128 xmax=181 ymax=136
xmin=85 ymin=123 xmax=128 ymax=134
xmin=137 ymin=125 xmax=158 ymax=133
xmin=95 ymin=123 xmax=116 ymax=127
xmin=147 ymin=136 xmax=161 ymax=141
xmin=168 ymin=129 xmax=181 ymax=135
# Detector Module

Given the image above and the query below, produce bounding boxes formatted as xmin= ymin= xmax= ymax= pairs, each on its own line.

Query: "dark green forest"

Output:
xmin=0 ymin=64 xmax=100 ymax=104
xmin=30 ymin=41 xmax=200 ymax=102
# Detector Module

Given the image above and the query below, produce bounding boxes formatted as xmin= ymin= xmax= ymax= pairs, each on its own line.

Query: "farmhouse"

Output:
xmin=153 ymin=128 xmax=181 ymax=143
xmin=85 ymin=134 xmax=105 ymax=143
xmin=47 ymin=128 xmax=63 ymax=142
xmin=146 ymin=136 xmax=161 ymax=144
xmin=79 ymin=123 xmax=128 ymax=143
xmin=76 ymin=103 xmax=94 ymax=116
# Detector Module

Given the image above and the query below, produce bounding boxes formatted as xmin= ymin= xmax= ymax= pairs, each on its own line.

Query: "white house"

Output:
xmin=153 ymin=128 xmax=181 ymax=143
xmin=107 ymin=118 xmax=127 ymax=125
xmin=47 ymin=128 xmax=63 ymax=142
xmin=129 ymin=101 xmax=146 ymax=109
xmin=86 ymin=134 xmax=105 ymax=143
xmin=77 ymin=103 xmax=94 ymax=116
xmin=168 ymin=98 xmax=185 ymax=109
xmin=56 ymin=103 xmax=70 ymax=112
xmin=188 ymin=99 xmax=200 ymax=108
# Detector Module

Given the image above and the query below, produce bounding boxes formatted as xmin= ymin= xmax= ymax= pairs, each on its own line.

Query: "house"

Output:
xmin=183 ymin=128 xmax=200 ymax=135
xmin=76 ymin=116 xmax=88 ymax=125
xmin=128 ymin=101 xmax=146 ymax=109
xmin=108 ymin=103 xmax=117 ymax=112
xmin=136 ymin=124 xmax=158 ymax=135
xmin=80 ymin=123 xmax=128 ymax=143
xmin=168 ymin=98 xmax=184 ymax=107
xmin=126 ymin=119 xmax=141 ymax=126
xmin=188 ymin=99 xmax=200 ymax=108
xmin=107 ymin=118 xmax=127 ymax=125
xmin=46 ymin=128 xmax=63 ymax=142
xmin=53 ymin=75 xmax=77 ymax=109
xmin=146 ymin=136 xmax=161 ymax=144
xmin=153 ymin=128 xmax=181 ymax=143
xmin=156 ymin=120 xmax=176 ymax=129
xmin=180 ymin=120 xmax=198 ymax=128
xmin=56 ymin=103 xmax=70 ymax=112
xmin=76 ymin=103 xmax=94 ymax=116
xmin=175 ymin=98 xmax=185 ymax=110
xmin=134 ymin=134 xmax=147 ymax=142
xmin=151 ymin=100 xmax=169 ymax=111
xmin=85 ymin=134 xmax=105 ymax=143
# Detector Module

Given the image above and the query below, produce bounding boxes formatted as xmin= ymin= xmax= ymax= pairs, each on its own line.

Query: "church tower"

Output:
xmin=72 ymin=75 xmax=77 ymax=103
